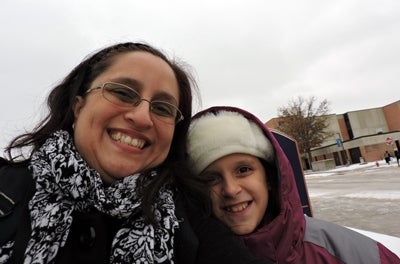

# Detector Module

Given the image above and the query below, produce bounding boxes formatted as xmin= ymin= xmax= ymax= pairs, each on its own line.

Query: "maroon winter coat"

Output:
xmin=194 ymin=106 xmax=400 ymax=264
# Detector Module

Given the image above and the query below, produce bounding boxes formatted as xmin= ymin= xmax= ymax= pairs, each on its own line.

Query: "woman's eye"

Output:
xmin=105 ymin=84 xmax=138 ymax=103
xmin=111 ymin=89 xmax=137 ymax=103
xmin=151 ymin=103 xmax=174 ymax=117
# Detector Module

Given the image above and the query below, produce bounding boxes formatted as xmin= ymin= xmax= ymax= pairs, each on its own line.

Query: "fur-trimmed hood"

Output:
xmin=187 ymin=106 xmax=305 ymax=262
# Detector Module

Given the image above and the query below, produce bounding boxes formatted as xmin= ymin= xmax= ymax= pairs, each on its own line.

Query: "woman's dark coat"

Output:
xmin=0 ymin=158 xmax=269 ymax=264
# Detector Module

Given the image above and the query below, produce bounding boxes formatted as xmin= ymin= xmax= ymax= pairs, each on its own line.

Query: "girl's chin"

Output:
xmin=227 ymin=222 xmax=256 ymax=235
xmin=231 ymin=227 xmax=254 ymax=235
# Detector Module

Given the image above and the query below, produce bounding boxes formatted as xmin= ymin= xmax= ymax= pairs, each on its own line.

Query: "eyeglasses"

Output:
xmin=86 ymin=82 xmax=184 ymax=124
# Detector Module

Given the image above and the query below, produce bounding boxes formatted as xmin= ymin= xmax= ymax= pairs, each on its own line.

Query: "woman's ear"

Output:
xmin=72 ymin=96 xmax=85 ymax=118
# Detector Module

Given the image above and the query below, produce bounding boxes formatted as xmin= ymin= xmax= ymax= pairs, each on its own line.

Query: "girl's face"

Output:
xmin=201 ymin=153 xmax=269 ymax=235
xmin=72 ymin=51 xmax=179 ymax=184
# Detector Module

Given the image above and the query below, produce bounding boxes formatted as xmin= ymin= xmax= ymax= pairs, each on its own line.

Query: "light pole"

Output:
xmin=336 ymin=132 xmax=348 ymax=165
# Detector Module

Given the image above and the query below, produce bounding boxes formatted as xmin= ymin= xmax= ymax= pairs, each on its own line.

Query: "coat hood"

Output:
xmin=188 ymin=106 xmax=305 ymax=262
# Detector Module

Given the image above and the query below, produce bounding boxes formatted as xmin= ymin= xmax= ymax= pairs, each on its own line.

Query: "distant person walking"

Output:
xmin=384 ymin=150 xmax=391 ymax=165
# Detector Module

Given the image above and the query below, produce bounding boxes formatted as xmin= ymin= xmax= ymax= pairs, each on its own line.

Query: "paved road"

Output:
xmin=305 ymin=164 xmax=400 ymax=237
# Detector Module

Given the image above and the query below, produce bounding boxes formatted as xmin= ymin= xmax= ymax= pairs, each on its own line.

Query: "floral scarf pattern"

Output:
xmin=25 ymin=130 xmax=178 ymax=263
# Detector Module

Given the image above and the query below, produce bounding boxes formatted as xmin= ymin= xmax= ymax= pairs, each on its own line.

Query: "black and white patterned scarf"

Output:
xmin=25 ymin=130 xmax=178 ymax=263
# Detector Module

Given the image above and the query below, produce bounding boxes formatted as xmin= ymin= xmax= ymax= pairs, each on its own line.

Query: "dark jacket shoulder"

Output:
xmin=174 ymin=192 xmax=199 ymax=264
xmin=0 ymin=158 xmax=34 ymax=263
xmin=0 ymin=157 xmax=33 ymax=224
xmin=0 ymin=158 xmax=33 ymax=205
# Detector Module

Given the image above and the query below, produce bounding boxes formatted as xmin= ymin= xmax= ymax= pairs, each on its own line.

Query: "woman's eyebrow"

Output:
xmin=110 ymin=77 xmax=179 ymax=105
xmin=110 ymin=77 xmax=142 ymax=90
xmin=153 ymin=92 xmax=179 ymax=105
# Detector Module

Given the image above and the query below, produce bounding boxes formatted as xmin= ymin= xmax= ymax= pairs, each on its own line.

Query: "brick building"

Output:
xmin=265 ymin=100 xmax=400 ymax=170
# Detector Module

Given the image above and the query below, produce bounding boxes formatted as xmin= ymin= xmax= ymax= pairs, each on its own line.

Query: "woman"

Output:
xmin=186 ymin=106 xmax=400 ymax=263
xmin=0 ymin=44 xmax=268 ymax=264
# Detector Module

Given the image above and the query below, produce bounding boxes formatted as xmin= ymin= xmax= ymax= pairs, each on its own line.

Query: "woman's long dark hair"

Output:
xmin=5 ymin=42 xmax=206 ymax=224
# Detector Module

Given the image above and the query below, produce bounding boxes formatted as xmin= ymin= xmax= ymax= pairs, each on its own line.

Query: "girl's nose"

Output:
xmin=222 ymin=176 xmax=241 ymax=197
xmin=124 ymin=100 xmax=153 ymax=129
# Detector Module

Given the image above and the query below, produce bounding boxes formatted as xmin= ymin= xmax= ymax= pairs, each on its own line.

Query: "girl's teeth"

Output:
xmin=226 ymin=202 xmax=249 ymax=212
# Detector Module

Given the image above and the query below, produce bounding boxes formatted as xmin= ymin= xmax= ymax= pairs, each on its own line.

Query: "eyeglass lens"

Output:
xmin=102 ymin=83 xmax=182 ymax=123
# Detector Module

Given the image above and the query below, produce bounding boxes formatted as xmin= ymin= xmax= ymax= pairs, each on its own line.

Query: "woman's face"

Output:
xmin=201 ymin=153 xmax=269 ymax=235
xmin=73 ymin=51 xmax=179 ymax=184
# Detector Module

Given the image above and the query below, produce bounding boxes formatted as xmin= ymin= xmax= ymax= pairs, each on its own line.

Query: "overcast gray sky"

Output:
xmin=1 ymin=0 xmax=399 ymax=153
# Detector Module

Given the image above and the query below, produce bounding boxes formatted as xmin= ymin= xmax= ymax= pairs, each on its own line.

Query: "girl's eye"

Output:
xmin=202 ymin=173 xmax=221 ymax=186
xmin=237 ymin=166 xmax=252 ymax=175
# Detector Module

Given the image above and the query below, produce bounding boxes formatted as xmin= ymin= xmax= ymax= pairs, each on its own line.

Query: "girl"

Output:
xmin=186 ymin=106 xmax=400 ymax=264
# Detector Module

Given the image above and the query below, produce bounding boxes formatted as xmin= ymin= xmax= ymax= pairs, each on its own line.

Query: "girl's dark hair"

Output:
xmin=5 ymin=42 xmax=203 ymax=224
xmin=260 ymin=159 xmax=280 ymax=224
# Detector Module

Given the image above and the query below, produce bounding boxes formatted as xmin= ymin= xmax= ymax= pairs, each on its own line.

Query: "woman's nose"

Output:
xmin=222 ymin=177 xmax=241 ymax=197
xmin=124 ymin=100 xmax=153 ymax=129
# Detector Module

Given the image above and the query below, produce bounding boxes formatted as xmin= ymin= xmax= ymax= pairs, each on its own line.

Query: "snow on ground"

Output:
xmin=305 ymin=161 xmax=400 ymax=200
xmin=305 ymin=160 xmax=393 ymax=177
xmin=310 ymin=189 xmax=400 ymax=199
xmin=343 ymin=191 xmax=400 ymax=199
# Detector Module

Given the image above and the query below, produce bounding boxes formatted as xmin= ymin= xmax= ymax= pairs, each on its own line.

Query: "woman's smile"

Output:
xmin=109 ymin=129 xmax=147 ymax=149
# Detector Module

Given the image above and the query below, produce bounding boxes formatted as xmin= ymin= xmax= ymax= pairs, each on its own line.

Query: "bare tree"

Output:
xmin=277 ymin=96 xmax=333 ymax=169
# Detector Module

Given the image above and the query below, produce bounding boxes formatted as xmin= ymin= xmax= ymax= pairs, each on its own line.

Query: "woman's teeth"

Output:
xmin=111 ymin=132 xmax=145 ymax=149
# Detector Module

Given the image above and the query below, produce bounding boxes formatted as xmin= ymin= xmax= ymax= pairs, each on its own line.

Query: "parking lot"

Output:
xmin=305 ymin=163 xmax=400 ymax=237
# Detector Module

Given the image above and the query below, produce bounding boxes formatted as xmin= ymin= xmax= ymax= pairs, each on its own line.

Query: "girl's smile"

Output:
xmin=202 ymin=153 xmax=269 ymax=235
